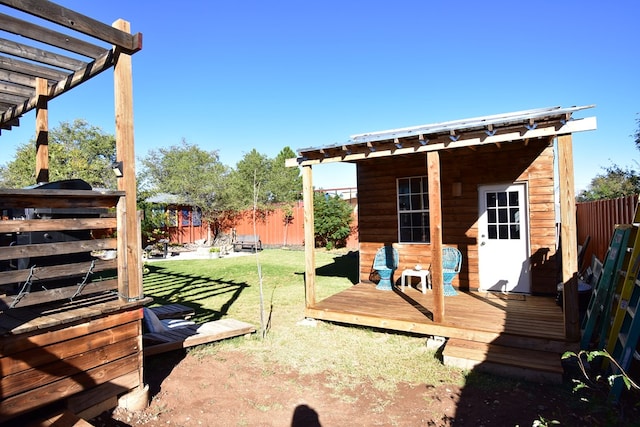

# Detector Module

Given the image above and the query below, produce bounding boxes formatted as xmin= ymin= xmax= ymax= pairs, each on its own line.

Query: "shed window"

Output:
xmin=181 ymin=209 xmax=190 ymax=226
xmin=167 ymin=209 xmax=177 ymax=227
xmin=193 ymin=207 xmax=202 ymax=227
xmin=397 ymin=176 xmax=430 ymax=243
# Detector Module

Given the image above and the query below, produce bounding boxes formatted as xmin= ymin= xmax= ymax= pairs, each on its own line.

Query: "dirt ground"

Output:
xmin=90 ymin=349 xmax=637 ymax=427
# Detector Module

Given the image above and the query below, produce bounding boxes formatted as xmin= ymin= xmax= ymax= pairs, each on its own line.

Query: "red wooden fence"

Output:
xmin=576 ymin=195 xmax=639 ymax=269
xmin=227 ymin=202 xmax=358 ymax=249
xmin=165 ymin=201 xmax=359 ymax=249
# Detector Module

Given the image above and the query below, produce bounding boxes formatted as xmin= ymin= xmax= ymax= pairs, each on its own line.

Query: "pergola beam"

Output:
xmin=113 ymin=19 xmax=142 ymax=301
xmin=0 ymin=0 xmax=142 ymax=53
xmin=35 ymin=77 xmax=48 ymax=183
xmin=0 ymin=37 xmax=88 ymax=70
xmin=0 ymin=12 xmax=107 ymax=58
xmin=0 ymin=49 xmax=114 ymax=124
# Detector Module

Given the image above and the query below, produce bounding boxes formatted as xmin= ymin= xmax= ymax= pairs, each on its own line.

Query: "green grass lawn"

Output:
xmin=141 ymin=248 xmax=634 ymax=424
xmin=143 ymin=248 xmax=464 ymax=393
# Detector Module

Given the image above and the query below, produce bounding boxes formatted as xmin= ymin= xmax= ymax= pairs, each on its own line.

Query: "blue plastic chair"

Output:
xmin=373 ymin=246 xmax=399 ymax=291
xmin=442 ymin=247 xmax=462 ymax=296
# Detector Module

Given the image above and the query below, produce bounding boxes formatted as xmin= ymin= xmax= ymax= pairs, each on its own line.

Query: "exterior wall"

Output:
xmin=357 ymin=139 xmax=558 ymax=294
xmin=165 ymin=205 xmax=209 ymax=244
xmin=0 ymin=308 xmax=143 ymax=422
xmin=0 ymin=188 xmax=145 ymax=421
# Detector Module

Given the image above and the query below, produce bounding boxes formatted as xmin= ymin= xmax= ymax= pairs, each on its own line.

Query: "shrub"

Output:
xmin=314 ymin=192 xmax=353 ymax=249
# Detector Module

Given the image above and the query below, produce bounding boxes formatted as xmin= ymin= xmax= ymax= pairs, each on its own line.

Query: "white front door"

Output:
xmin=478 ymin=183 xmax=531 ymax=294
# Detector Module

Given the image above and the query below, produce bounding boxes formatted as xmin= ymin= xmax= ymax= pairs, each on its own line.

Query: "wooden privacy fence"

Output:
xmin=576 ymin=195 xmax=638 ymax=270
xmin=164 ymin=202 xmax=359 ymax=249
xmin=228 ymin=202 xmax=359 ymax=249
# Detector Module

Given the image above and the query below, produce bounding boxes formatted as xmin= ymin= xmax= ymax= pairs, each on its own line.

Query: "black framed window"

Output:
xmin=397 ymin=176 xmax=430 ymax=243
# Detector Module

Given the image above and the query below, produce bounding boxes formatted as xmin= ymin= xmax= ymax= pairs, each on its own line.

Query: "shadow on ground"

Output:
xmin=314 ymin=250 xmax=359 ymax=284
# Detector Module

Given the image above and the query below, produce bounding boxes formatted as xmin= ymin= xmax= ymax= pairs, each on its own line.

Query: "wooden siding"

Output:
xmin=356 ymin=139 xmax=559 ymax=294
xmin=0 ymin=297 xmax=146 ymax=422
xmin=0 ymin=188 xmax=145 ymax=422
xmin=0 ymin=188 xmax=125 ymax=309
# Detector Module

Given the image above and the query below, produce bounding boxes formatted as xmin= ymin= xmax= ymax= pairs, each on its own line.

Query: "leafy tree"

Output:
xmin=0 ymin=119 xmax=117 ymax=189
xmin=270 ymin=147 xmax=302 ymax=204
xmin=139 ymin=139 xmax=229 ymax=235
xmin=224 ymin=147 xmax=303 ymax=245
xmin=577 ymin=164 xmax=640 ymax=201
xmin=270 ymin=147 xmax=302 ymax=245
xmin=226 ymin=147 xmax=302 ymax=211
xmin=314 ymin=192 xmax=354 ymax=249
xmin=226 ymin=149 xmax=273 ymax=211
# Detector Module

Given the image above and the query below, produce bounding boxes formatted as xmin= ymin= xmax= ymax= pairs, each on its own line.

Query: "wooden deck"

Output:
xmin=307 ymin=283 xmax=576 ymax=383
xmin=308 ymin=283 xmax=567 ymax=344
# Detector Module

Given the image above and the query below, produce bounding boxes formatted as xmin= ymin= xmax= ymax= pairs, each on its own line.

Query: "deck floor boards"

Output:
xmin=308 ymin=283 xmax=567 ymax=343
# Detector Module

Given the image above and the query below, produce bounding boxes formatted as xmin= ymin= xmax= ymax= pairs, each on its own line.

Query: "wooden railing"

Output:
xmin=0 ymin=188 xmax=125 ymax=309
xmin=576 ymin=194 xmax=639 ymax=270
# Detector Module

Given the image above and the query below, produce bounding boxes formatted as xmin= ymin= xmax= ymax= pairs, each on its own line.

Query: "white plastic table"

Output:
xmin=400 ymin=269 xmax=431 ymax=294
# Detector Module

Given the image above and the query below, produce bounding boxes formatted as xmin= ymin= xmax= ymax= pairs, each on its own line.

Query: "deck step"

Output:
xmin=486 ymin=333 xmax=576 ymax=354
xmin=28 ymin=409 xmax=94 ymax=427
xmin=442 ymin=338 xmax=564 ymax=384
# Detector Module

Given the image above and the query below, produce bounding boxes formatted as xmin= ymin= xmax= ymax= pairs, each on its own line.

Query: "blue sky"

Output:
xmin=1 ymin=1 xmax=638 ymax=192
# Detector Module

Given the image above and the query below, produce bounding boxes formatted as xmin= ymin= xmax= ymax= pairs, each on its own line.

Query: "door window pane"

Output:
xmin=486 ymin=190 xmax=522 ymax=241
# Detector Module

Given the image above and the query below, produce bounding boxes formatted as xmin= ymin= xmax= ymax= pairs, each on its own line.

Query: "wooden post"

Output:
xmin=113 ymin=19 xmax=142 ymax=300
xmin=428 ymin=151 xmax=444 ymax=322
xmin=116 ymin=195 xmax=129 ymax=300
xmin=35 ymin=78 xmax=49 ymax=184
xmin=302 ymin=165 xmax=316 ymax=308
xmin=557 ymin=134 xmax=580 ymax=341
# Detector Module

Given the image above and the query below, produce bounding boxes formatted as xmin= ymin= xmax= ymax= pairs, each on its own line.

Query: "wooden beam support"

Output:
xmin=557 ymin=133 xmax=580 ymax=341
xmin=428 ymin=151 xmax=444 ymax=322
xmin=0 ymin=11 xmax=107 ymax=58
xmin=35 ymin=77 xmax=48 ymax=184
xmin=113 ymin=19 xmax=142 ymax=302
xmin=302 ymin=165 xmax=316 ymax=308
xmin=0 ymin=0 xmax=142 ymax=53
xmin=0 ymin=49 xmax=114 ymax=125
xmin=0 ymin=37 xmax=87 ymax=70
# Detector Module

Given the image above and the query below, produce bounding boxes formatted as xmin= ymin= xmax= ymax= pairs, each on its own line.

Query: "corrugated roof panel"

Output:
xmin=297 ymin=105 xmax=594 ymax=155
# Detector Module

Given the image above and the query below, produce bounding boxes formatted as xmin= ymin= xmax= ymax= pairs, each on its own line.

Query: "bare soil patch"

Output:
xmin=91 ymin=349 xmax=635 ymax=427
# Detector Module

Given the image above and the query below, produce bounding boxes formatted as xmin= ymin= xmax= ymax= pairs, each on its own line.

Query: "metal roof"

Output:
xmin=349 ymin=105 xmax=593 ymax=144
xmin=290 ymin=105 xmax=596 ymax=166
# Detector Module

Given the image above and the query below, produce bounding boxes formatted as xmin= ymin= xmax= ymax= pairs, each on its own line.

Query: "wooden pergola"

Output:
xmin=0 ymin=1 xmax=146 ymax=422
xmin=0 ymin=0 xmax=142 ymax=301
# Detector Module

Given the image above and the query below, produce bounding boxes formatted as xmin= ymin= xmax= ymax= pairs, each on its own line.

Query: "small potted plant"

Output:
xmin=209 ymin=246 xmax=221 ymax=259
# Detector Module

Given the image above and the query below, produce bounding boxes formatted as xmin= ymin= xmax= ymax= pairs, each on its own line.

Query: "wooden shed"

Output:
xmin=287 ymin=106 xmax=597 ymax=381
xmin=0 ymin=1 xmax=144 ymax=422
